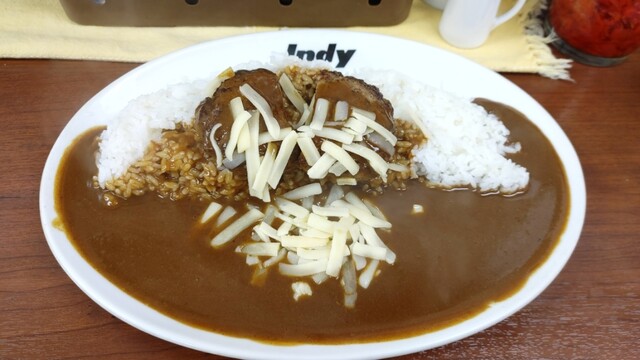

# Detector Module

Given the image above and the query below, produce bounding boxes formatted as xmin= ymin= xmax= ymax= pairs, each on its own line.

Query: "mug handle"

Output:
xmin=494 ymin=0 xmax=526 ymax=28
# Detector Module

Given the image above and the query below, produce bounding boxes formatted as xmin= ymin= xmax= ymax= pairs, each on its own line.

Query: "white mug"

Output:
xmin=439 ymin=0 xmax=527 ymax=49
xmin=423 ymin=0 xmax=448 ymax=10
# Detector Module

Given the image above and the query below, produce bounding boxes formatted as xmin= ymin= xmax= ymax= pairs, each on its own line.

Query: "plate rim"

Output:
xmin=39 ymin=29 xmax=586 ymax=359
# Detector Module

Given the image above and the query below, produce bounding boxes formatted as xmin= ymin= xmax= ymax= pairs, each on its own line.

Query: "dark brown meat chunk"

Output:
xmin=311 ymin=70 xmax=394 ymax=131
xmin=194 ymin=68 xmax=298 ymax=155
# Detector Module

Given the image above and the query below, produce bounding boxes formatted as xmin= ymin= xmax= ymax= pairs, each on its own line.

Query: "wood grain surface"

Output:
xmin=1 ymin=54 xmax=638 ymax=359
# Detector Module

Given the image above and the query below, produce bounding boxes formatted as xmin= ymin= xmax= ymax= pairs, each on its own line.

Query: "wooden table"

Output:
xmin=1 ymin=53 xmax=638 ymax=359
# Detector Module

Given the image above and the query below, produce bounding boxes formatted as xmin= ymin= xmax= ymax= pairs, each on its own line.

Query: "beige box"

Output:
xmin=59 ymin=0 xmax=413 ymax=27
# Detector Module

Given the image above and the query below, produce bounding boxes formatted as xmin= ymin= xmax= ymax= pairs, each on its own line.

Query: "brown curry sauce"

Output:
xmin=54 ymin=99 xmax=569 ymax=344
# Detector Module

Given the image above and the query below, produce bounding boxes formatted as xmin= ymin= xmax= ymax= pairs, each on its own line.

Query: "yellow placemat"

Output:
xmin=0 ymin=0 xmax=570 ymax=79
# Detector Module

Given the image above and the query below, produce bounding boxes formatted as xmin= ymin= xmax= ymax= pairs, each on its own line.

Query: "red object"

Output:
xmin=549 ymin=0 xmax=640 ymax=58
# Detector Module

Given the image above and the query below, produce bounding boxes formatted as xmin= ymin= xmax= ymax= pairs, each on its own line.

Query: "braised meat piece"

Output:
xmin=311 ymin=70 xmax=394 ymax=131
xmin=194 ymin=68 xmax=298 ymax=155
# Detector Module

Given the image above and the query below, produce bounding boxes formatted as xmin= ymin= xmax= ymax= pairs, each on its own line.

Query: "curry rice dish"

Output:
xmin=54 ymin=65 xmax=569 ymax=344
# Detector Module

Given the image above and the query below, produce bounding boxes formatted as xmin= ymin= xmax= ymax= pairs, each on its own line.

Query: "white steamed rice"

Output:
xmin=96 ymin=59 xmax=529 ymax=193
xmin=353 ymin=70 xmax=529 ymax=193
xmin=96 ymin=79 xmax=212 ymax=186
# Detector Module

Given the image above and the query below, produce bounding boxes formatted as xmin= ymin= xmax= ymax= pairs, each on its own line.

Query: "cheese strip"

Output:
xmin=258 ymin=127 xmax=293 ymax=145
xmin=282 ymin=183 xmax=322 ymax=200
xmin=342 ymin=128 xmax=364 ymax=142
xmin=215 ymin=206 xmax=237 ymax=227
xmin=333 ymin=200 xmax=392 ymax=229
xmin=245 ymin=111 xmax=261 ymax=197
xmin=236 ymin=122 xmax=250 ymax=153
xmin=208 ymin=123 xmax=224 ymax=168
xmin=338 ymin=215 xmax=356 ymax=231
xmin=229 ymin=97 xmax=244 ymax=117
xmin=268 ymin=130 xmax=298 ymax=189
xmin=344 ymin=192 xmax=370 ymax=211
xmin=343 ymin=143 xmax=389 ymax=182
xmin=312 ymin=205 xmax=350 ymax=218
xmin=251 ymin=142 xmax=277 ymax=195
xmin=388 ymin=163 xmax=409 ymax=173
xmin=326 ymin=184 xmax=344 ymax=205
xmin=307 ymin=213 xmax=337 ymax=234
xmin=351 ymin=107 xmax=376 ymax=120
xmin=337 ymin=178 xmax=357 ymax=186
xmin=275 ymin=212 xmax=309 ymax=230
xmin=237 ymin=242 xmax=281 ymax=257
xmin=275 ymin=197 xmax=310 ymax=219
xmin=239 ymin=84 xmax=280 ymax=138
xmin=294 ymin=95 xmax=315 ymax=129
xmin=225 ymin=108 xmax=252 ymax=160
xmin=278 ymin=73 xmax=307 ymax=113
xmin=277 ymin=221 xmax=293 ymax=236
xmin=307 ymin=153 xmax=336 ymax=179
xmin=300 ymin=228 xmax=332 ymax=239
xmin=351 ymin=242 xmax=387 ymax=260
xmin=258 ymin=222 xmax=280 ymax=241
xmin=326 ymin=228 xmax=348 ymax=277
xmin=344 ymin=117 xmax=367 ymax=134
xmin=253 ymin=224 xmax=269 ymax=242
xmin=297 ymin=246 xmax=331 ymax=260
xmin=280 ymin=235 xmax=329 ymax=248
xmin=297 ymin=136 xmax=321 ymax=166
xmin=329 ymin=162 xmax=348 ymax=176
xmin=363 ymin=199 xmax=388 ymax=223
xmin=211 ymin=208 xmax=264 ymax=247
xmin=279 ymin=259 xmax=328 ymax=277
xmin=359 ymin=223 xmax=396 ymax=264
xmin=358 ymin=259 xmax=379 ymax=289
xmin=321 ymin=141 xmax=359 ymax=176
xmin=310 ymin=98 xmax=330 ymax=130
xmin=351 ymin=109 xmax=397 ymax=146
xmin=334 ymin=100 xmax=349 ymax=121
xmin=263 ymin=248 xmax=287 ymax=268
xmin=200 ymin=202 xmax=222 ymax=224
xmin=312 ymin=127 xmax=354 ymax=144
xmin=352 ymin=254 xmax=367 ymax=271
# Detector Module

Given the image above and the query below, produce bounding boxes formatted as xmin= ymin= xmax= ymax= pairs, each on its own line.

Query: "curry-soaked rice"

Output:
xmin=94 ymin=119 xmax=425 ymax=204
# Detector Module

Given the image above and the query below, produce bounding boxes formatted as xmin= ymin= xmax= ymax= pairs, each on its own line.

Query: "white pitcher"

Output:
xmin=439 ymin=0 xmax=526 ymax=49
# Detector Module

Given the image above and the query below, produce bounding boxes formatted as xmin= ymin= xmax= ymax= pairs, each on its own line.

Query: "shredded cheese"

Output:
xmin=251 ymin=143 xmax=277 ymax=196
xmin=297 ymin=136 xmax=321 ymax=166
xmin=351 ymin=109 xmax=397 ymax=146
xmin=337 ymin=177 xmax=357 ymax=186
xmin=282 ymin=183 xmax=322 ymax=200
xmin=239 ymin=84 xmax=280 ymax=138
xmin=200 ymin=202 xmax=222 ymax=224
xmin=211 ymin=208 xmax=264 ymax=247
xmin=279 ymin=259 xmax=328 ymax=277
xmin=320 ymin=141 xmax=359 ymax=176
xmin=307 ymin=153 xmax=336 ymax=179
xmin=343 ymin=142 xmax=389 ymax=182
xmin=267 ymin=130 xmax=298 ymax=189
xmin=279 ymin=74 xmax=307 ymax=114
xmin=310 ymin=98 xmax=329 ymax=130
xmin=208 ymin=123 xmax=224 ymax=168
xmin=215 ymin=206 xmax=237 ymax=227
xmin=326 ymin=228 xmax=348 ymax=277
xmin=237 ymin=242 xmax=281 ymax=257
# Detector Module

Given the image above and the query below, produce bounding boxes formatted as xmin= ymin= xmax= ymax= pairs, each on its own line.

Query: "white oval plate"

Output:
xmin=40 ymin=30 xmax=586 ymax=359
